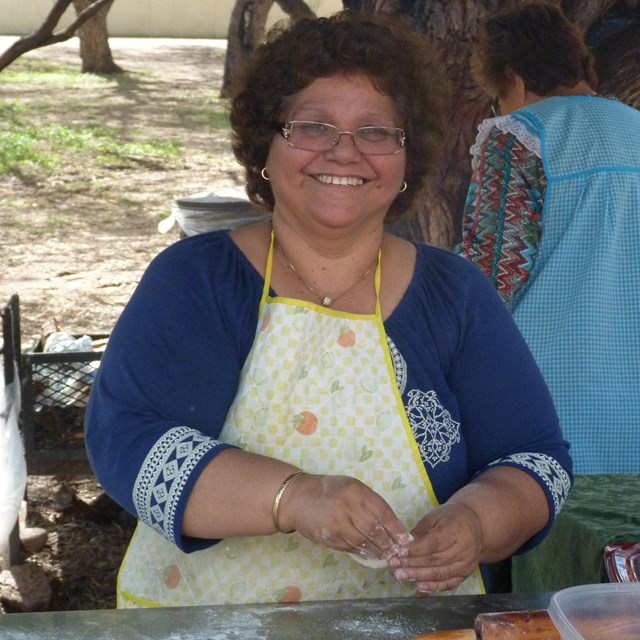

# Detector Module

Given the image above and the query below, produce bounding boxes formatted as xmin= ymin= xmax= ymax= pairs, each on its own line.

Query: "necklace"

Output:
xmin=275 ymin=240 xmax=379 ymax=307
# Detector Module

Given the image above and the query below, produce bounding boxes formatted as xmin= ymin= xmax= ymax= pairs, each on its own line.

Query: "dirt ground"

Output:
xmin=0 ymin=37 xmax=243 ymax=611
xmin=0 ymin=36 xmax=243 ymax=340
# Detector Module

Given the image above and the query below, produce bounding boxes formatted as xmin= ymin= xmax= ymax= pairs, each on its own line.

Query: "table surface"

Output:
xmin=512 ymin=473 xmax=640 ymax=592
xmin=0 ymin=592 xmax=552 ymax=639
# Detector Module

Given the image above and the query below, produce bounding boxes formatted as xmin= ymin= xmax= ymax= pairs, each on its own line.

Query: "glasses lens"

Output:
xmin=286 ymin=121 xmax=337 ymax=151
xmin=354 ymin=126 xmax=404 ymax=155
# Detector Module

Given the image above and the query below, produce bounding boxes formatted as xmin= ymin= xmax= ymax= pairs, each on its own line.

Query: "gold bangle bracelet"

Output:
xmin=272 ymin=471 xmax=306 ymax=534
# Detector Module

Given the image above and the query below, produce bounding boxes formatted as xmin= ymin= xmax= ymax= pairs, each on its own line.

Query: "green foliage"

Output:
xmin=0 ymin=50 xmax=235 ymax=247
xmin=175 ymin=91 xmax=229 ymax=128
xmin=0 ymin=111 xmax=182 ymax=175
xmin=0 ymin=58 xmax=110 ymax=88
xmin=0 ymin=58 xmax=230 ymax=178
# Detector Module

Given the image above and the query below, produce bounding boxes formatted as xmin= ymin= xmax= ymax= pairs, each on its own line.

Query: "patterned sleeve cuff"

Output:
xmin=489 ymin=452 xmax=572 ymax=520
xmin=470 ymin=115 xmax=541 ymax=169
xmin=132 ymin=426 xmax=233 ymax=545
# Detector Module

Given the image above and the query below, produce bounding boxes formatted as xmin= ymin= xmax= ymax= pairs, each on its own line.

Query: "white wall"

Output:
xmin=0 ymin=0 xmax=344 ymax=38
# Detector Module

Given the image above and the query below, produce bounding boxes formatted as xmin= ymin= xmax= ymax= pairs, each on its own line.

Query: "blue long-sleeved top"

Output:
xmin=85 ymin=230 xmax=572 ymax=552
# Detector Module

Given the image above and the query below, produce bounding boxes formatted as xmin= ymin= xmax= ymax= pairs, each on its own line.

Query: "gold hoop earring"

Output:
xmin=261 ymin=167 xmax=270 ymax=181
xmin=399 ymin=181 xmax=407 ymax=193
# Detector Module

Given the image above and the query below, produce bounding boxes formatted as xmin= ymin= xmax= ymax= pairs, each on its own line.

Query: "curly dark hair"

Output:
xmin=473 ymin=1 xmax=597 ymax=98
xmin=228 ymin=10 xmax=450 ymax=223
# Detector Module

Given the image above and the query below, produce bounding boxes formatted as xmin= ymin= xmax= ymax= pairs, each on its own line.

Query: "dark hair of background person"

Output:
xmin=473 ymin=0 xmax=598 ymax=98
xmin=229 ymin=10 xmax=450 ymax=223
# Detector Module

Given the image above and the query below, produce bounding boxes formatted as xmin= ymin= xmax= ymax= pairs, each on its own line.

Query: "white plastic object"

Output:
xmin=0 ymin=363 xmax=27 ymax=566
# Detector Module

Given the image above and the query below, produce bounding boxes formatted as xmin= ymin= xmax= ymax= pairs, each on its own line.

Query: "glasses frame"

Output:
xmin=280 ymin=120 xmax=406 ymax=156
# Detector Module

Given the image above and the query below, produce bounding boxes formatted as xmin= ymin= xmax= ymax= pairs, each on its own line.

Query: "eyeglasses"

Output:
xmin=280 ymin=120 xmax=406 ymax=155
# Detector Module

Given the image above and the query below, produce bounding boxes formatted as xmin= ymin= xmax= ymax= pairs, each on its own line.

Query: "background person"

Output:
xmin=86 ymin=10 xmax=572 ymax=608
xmin=457 ymin=0 xmax=640 ymax=474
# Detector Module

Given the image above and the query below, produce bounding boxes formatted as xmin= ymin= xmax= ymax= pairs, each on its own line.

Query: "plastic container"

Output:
xmin=548 ymin=583 xmax=640 ymax=640
xmin=603 ymin=542 xmax=640 ymax=582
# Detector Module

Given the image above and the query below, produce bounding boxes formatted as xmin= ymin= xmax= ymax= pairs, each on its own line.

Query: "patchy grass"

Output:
xmin=174 ymin=90 xmax=230 ymax=128
xmin=0 ymin=55 xmax=231 ymax=180
xmin=0 ymin=104 xmax=184 ymax=176
xmin=0 ymin=49 xmax=238 ymax=249
xmin=0 ymin=39 xmax=242 ymax=340
xmin=0 ymin=58 xmax=110 ymax=87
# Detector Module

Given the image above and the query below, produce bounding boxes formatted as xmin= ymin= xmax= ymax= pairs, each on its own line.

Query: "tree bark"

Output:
xmin=222 ymin=0 xmax=273 ymax=97
xmin=342 ymin=0 xmax=400 ymax=11
xmin=71 ymin=0 xmax=121 ymax=73
xmin=387 ymin=0 xmax=507 ymax=247
xmin=0 ymin=0 xmax=114 ymax=72
xmin=274 ymin=0 xmax=316 ymax=20
xmin=222 ymin=0 xmax=317 ymax=97
xmin=563 ymin=0 xmax=619 ymax=30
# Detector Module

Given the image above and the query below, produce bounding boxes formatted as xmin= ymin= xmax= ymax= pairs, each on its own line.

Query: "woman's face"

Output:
xmin=266 ymin=72 xmax=406 ymax=237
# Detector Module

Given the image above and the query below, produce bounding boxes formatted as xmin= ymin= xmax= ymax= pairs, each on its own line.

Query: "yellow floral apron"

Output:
xmin=117 ymin=235 xmax=484 ymax=608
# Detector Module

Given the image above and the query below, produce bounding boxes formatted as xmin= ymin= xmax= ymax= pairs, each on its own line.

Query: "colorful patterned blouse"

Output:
xmin=456 ymin=122 xmax=547 ymax=310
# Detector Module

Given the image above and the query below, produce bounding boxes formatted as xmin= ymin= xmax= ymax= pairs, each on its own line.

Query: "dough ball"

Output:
xmin=348 ymin=553 xmax=388 ymax=569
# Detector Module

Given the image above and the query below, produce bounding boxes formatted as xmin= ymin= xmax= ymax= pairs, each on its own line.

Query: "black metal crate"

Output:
xmin=20 ymin=334 xmax=108 ymax=475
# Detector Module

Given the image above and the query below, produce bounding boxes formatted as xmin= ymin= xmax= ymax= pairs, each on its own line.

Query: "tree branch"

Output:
xmin=0 ymin=0 xmax=114 ymax=72
xmin=274 ymin=0 xmax=316 ymax=20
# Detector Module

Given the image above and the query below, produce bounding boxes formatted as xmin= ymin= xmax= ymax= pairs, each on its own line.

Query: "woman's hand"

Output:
xmin=279 ymin=473 xmax=413 ymax=561
xmin=388 ymin=466 xmax=550 ymax=593
xmin=183 ymin=450 xmax=411 ymax=553
xmin=388 ymin=503 xmax=483 ymax=592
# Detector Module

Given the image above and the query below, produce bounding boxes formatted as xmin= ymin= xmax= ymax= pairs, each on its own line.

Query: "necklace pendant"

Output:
xmin=321 ymin=296 xmax=333 ymax=307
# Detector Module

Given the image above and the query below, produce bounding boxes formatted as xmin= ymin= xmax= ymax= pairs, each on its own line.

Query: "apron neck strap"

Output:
xmin=374 ymin=248 xmax=382 ymax=317
xmin=259 ymin=231 xmax=277 ymax=315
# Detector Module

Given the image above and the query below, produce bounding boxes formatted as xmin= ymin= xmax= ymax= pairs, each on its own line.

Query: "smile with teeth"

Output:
xmin=315 ymin=174 xmax=365 ymax=186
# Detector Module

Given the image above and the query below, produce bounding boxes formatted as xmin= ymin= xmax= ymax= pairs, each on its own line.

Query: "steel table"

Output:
xmin=0 ymin=592 xmax=552 ymax=639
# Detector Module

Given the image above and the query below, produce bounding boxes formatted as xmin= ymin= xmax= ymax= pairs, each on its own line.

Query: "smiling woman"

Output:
xmin=85 ymin=10 xmax=572 ymax=609
xmin=264 ymin=72 xmax=407 ymax=250
xmin=230 ymin=13 xmax=448 ymax=225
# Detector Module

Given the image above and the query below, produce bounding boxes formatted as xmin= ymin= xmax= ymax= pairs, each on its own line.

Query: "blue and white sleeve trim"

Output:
xmin=489 ymin=452 xmax=571 ymax=517
xmin=132 ymin=426 xmax=225 ymax=544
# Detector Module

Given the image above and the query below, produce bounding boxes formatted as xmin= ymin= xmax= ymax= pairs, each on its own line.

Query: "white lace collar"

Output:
xmin=470 ymin=114 xmax=541 ymax=169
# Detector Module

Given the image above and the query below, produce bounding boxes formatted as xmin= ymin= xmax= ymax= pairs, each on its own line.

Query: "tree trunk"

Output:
xmin=275 ymin=0 xmax=316 ymax=20
xmin=342 ymin=0 xmax=400 ymax=11
xmin=563 ymin=0 xmax=619 ymax=30
xmin=71 ymin=0 xmax=121 ymax=73
xmin=222 ymin=0 xmax=318 ymax=97
xmin=387 ymin=0 xmax=507 ymax=247
xmin=590 ymin=6 xmax=640 ymax=109
xmin=222 ymin=0 xmax=275 ymax=97
xmin=0 ymin=0 xmax=115 ymax=72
